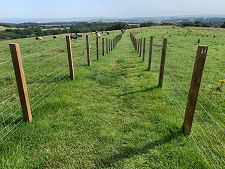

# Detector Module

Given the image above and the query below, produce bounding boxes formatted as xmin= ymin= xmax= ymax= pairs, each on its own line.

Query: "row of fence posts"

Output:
xmin=8 ymin=32 xmax=123 ymax=123
xmin=103 ymin=34 xmax=123 ymax=56
xmin=129 ymin=32 xmax=208 ymax=135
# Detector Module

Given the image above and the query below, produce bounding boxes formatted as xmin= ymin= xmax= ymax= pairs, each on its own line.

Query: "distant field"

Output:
xmin=0 ymin=26 xmax=18 ymax=31
xmin=0 ymin=26 xmax=7 ymax=31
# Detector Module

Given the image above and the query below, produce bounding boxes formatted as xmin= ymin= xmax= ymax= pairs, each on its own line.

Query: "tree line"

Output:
xmin=1 ymin=20 xmax=225 ymax=40
xmin=0 ymin=22 xmax=137 ymax=40
xmin=140 ymin=21 xmax=225 ymax=28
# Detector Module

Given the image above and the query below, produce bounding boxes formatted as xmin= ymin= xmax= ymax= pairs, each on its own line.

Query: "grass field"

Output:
xmin=130 ymin=26 xmax=225 ymax=168
xmin=0 ymin=26 xmax=18 ymax=31
xmin=0 ymin=27 xmax=224 ymax=168
xmin=0 ymin=26 xmax=7 ymax=31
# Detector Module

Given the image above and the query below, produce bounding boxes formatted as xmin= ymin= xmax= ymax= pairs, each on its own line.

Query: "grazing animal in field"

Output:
xmin=96 ymin=32 xmax=101 ymax=38
xmin=121 ymin=29 xmax=125 ymax=34
xmin=53 ymin=36 xmax=57 ymax=39
xmin=36 ymin=37 xmax=43 ymax=41
xmin=70 ymin=34 xmax=77 ymax=39
xmin=197 ymin=39 xmax=200 ymax=43
xmin=106 ymin=32 xmax=110 ymax=35
xmin=213 ymin=35 xmax=216 ymax=38
xmin=70 ymin=33 xmax=82 ymax=40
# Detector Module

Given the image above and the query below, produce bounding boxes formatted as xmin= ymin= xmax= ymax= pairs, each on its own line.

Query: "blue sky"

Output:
xmin=0 ymin=0 xmax=225 ymax=18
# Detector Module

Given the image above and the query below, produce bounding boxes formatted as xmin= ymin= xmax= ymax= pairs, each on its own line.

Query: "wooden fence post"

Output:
xmin=137 ymin=39 xmax=140 ymax=53
xmin=66 ymin=36 xmax=75 ymax=80
xmin=96 ymin=36 xmax=99 ymax=60
xmin=158 ymin=38 xmax=167 ymax=88
xmin=148 ymin=36 xmax=153 ymax=71
xmin=9 ymin=43 xmax=32 ymax=122
xmin=142 ymin=38 xmax=146 ymax=62
xmin=106 ymin=39 xmax=108 ymax=54
xmin=102 ymin=38 xmax=105 ymax=56
xmin=139 ymin=38 xmax=143 ymax=57
xmin=111 ymin=39 xmax=113 ymax=51
xmin=183 ymin=45 xmax=208 ymax=135
xmin=86 ymin=35 xmax=91 ymax=66
xmin=135 ymin=39 xmax=137 ymax=52
xmin=108 ymin=39 xmax=110 ymax=52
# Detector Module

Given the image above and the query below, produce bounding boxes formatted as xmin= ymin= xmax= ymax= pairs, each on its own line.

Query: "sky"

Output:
xmin=0 ymin=0 xmax=225 ymax=19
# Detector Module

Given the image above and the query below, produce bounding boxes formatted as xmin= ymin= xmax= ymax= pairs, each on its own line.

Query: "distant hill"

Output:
xmin=0 ymin=15 xmax=225 ymax=27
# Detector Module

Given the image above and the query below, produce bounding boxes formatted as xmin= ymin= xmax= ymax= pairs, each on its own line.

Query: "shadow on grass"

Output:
xmin=97 ymin=127 xmax=184 ymax=167
xmin=118 ymin=85 xmax=159 ymax=97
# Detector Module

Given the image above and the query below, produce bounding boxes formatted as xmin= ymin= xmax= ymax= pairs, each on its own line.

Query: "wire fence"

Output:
xmin=129 ymin=32 xmax=225 ymax=169
xmin=0 ymin=39 xmax=86 ymax=141
xmin=0 ymin=32 xmax=123 ymax=141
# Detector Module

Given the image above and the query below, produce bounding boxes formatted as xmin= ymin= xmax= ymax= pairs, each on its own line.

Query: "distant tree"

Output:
xmin=160 ymin=22 xmax=174 ymax=26
xmin=106 ymin=22 xmax=129 ymax=30
xmin=181 ymin=21 xmax=212 ymax=27
xmin=221 ymin=22 xmax=225 ymax=28
xmin=140 ymin=22 xmax=155 ymax=27
xmin=129 ymin=24 xmax=139 ymax=29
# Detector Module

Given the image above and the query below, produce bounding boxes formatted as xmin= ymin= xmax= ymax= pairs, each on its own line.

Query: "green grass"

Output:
xmin=130 ymin=26 xmax=225 ymax=168
xmin=0 ymin=31 xmax=120 ymax=137
xmin=0 ymin=27 xmax=224 ymax=168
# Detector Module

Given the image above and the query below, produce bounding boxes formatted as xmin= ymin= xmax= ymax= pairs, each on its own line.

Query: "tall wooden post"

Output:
xmin=183 ymin=45 xmax=208 ymax=135
xmin=106 ymin=39 xmax=108 ymax=54
xmin=9 ymin=43 xmax=32 ymax=122
xmin=111 ymin=39 xmax=113 ymax=51
xmin=109 ymin=39 xmax=111 ymax=52
xmin=86 ymin=35 xmax=91 ymax=66
xmin=66 ymin=36 xmax=75 ymax=80
xmin=108 ymin=39 xmax=110 ymax=52
xmin=102 ymin=38 xmax=105 ymax=56
xmin=139 ymin=38 xmax=143 ymax=57
xmin=148 ymin=36 xmax=153 ymax=71
xmin=142 ymin=38 xmax=146 ymax=62
xmin=96 ymin=36 xmax=99 ymax=60
xmin=158 ymin=38 xmax=167 ymax=88
xmin=135 ymin=39 xmax=137 ymax=52
xmin=137 ymin=39 xmax=140 ymax=53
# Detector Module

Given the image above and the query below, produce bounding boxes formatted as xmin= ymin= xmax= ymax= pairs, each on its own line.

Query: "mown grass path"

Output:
xmin=0 ymin=33 xmax=210 ymax=168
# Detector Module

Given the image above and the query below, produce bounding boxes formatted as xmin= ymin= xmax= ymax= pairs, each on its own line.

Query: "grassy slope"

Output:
xmin=0 ymin=32 xmax=210 ymax=168
xmin=131 ymin=26 xmax=225 ymax=167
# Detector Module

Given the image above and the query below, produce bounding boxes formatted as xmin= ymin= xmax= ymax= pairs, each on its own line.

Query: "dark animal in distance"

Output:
xmin=106 ymin=32 xmax=110 ymax=35
xmin=53 ymin=36 xmax=57 ymax=39
xmin=197 ymin=39 xmax=200 ymax=43
xmin=70 ymin=34 xmax=82 ymax=40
